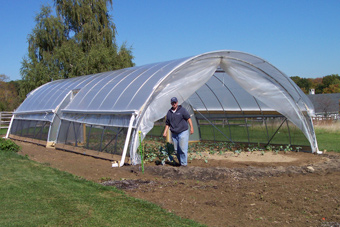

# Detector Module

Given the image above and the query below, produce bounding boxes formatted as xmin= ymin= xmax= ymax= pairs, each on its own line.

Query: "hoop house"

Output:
xmin=7 ymin=50 xmax=319 ymax=165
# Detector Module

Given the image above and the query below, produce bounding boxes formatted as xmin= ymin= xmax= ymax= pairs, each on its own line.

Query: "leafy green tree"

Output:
xmin=314 ymin=74 xmax=340 ymax=94
xmin=20 ymin=0 xmax=134 ymax=99
xmin=322 ymin=74 xmax=340 ymax=88
xmin=322 ymin=83 xmax=340 ymax=93
xmin=0 ymin=75 xmax=20 ymax=111
xmin=290 ymin=76 xmax=312 ymax=94
xmin=291 ymin=75 xmax=340 ymax=94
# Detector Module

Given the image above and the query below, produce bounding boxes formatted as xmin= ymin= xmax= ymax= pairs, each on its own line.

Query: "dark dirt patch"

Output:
xmin=14 ymin=140 xmax=340 ymax=227
xmin=101 ymin=179 xmax=155 ymax=190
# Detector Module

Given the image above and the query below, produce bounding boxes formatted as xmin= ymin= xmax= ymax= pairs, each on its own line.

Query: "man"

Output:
xmin=163 ymin=97 xmax=194 ymax=167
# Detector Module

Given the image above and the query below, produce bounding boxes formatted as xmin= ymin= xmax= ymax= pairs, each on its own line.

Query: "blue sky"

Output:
xmin=0 ymin=0 xmax=339 ymax=81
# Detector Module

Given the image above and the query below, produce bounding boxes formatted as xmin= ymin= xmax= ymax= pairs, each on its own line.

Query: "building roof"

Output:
xmin=307 ymin=93 xmax=340 ymax=114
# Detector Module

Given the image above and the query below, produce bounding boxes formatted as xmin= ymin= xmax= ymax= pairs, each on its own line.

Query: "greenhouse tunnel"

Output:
xmin=7 ymin=50 xmax=319 ymax=166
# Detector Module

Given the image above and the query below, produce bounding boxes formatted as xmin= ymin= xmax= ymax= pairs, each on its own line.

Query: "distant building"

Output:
xmin=307 ymin=93 xmax=340 ymax=120
xmin=309 ymin=88 xmax=315 ymax=95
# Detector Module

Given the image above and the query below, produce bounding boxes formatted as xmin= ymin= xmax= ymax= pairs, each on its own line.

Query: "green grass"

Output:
xmin=0 ymin=151 xmax=204 ymax=226
xmin=0 ymin=128 xmax=8 ymax=135
xmin=315 ymin=128 xmax=340 ymax=152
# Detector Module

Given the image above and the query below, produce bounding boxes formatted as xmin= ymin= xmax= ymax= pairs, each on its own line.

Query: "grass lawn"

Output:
xmin=0 ymin=128 xmax=8 ymax=135
xmin=0 ymin=151 xmax=203 ymax=226
xmin=315 ymin=128 xmax=340 ymax=152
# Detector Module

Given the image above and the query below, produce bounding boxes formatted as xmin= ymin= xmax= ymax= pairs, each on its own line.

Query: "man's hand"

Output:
xmin=163 ymin=125 xmax=169 ymax=137
xmin=188 ymin=118 xmax=194 ymax=134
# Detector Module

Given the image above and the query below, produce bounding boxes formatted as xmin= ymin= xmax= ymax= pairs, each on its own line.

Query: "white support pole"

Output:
xmin=118 ymin=114 xmax=135 ymax=167
xmin=5 ymin=114 xmax=14 ymax=139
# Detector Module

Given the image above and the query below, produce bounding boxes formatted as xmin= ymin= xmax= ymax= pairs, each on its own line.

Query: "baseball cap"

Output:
xmin=171 ymin=97 xmax=178 ymax=103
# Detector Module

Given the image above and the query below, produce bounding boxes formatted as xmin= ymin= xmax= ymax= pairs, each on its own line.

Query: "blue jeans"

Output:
xmin=172 ymin=130 xmax=189 ymax=166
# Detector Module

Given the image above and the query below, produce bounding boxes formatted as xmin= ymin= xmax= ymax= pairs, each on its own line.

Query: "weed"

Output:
xmin=0 ymin=138 xmax=20 ymax=152
xmin=100 ymin=177 xmax=111 ymax=182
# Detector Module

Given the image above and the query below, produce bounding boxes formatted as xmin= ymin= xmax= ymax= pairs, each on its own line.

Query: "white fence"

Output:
xmin=0 ymin=111 xmax=13 ymax=130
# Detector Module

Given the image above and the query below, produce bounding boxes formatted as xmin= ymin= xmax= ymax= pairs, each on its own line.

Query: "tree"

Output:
xmin=0 ymin=74 xmax=20 ymax=111
xmin=322 ymin=83 xmax=340 ymax=94
xmin=0 ymin=74 xmax=10 ymax=82
xmin=20 ymin=0 xmax=134 ymax=99
xmin=290 ymin=76 xmax=312 ymax=94
xmin=312 ymin=77 xmax=323 ymax=94
xmin=322 ymin=74 xmax=340 ymax=88
xmin=291 ymin=75 xmax=340 ymax=94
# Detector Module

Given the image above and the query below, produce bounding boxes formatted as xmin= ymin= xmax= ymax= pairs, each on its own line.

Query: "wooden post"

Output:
xmin=83 ymin=123 xmax=86 ymax=144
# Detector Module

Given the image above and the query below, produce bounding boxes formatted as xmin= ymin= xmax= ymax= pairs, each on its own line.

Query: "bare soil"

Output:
xmin=13 ymin=140 xmax=340 ymax=227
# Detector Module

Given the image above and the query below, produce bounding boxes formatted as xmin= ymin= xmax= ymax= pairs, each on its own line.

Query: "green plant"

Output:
xmin=147 ymin=142 xmax=176 ymax=165
xmin=284 ymin=144 xmax=293 ymax=153
xmin=100 ymin=177 xmax=111 ymax=182
xmin=144 ymin=144 xmax=157 ymax=162
xmin=247 ymin=144 xmax=258 ymax=153
xmin=239 ymin=143 xmax=246 ymax=150
xmin=188 ymin=154 xmax=196 ymax=161
xmin=234 ymin=150 xmax=241 ymax=155
xmin=0 ymin=138 xmax=20 ymax=152
xmin=209 ymin=148 xmax=216 ymax=155
xmin=266 ymin=145 xmax=273 ymax=152
xmin=296 ymin=146 xmax=302 ymax=152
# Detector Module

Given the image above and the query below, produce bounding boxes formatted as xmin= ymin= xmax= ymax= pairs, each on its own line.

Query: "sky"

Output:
xmin=0 ymin=0 xmax=339 ymax=81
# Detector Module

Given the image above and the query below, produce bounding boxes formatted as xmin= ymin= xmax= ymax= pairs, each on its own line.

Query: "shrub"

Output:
xmin=0 ymin=138 xmax=20 ymax=152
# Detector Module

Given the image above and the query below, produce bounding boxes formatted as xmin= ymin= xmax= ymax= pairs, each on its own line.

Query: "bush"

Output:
xmin=0 ymin=138 xmax=20 ymax=152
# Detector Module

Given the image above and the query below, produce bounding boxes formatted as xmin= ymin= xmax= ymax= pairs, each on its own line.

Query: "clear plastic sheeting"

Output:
xmin=220 ymin=57 xmax=317 ymax=153
xmin=61 ymin=113 xmax=134 ymax=128
xmin=15 ymin=74 xmax=97 ymax=114
xmin=63 ymin=58 xmax=188 ymax=113
xmin=132 ymin=51 xmax=318 ymax=164
xmin=187 ymin=71 xmax=273 ymax=112
xmin=14 ymin=112 xmax=55 ymax=122
xmin=138 ymin=56 xmax=221 ymax=139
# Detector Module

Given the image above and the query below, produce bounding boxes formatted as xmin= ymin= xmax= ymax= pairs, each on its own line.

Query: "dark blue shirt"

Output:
xmin=165 ymin=105 xmax=190 ymax=134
